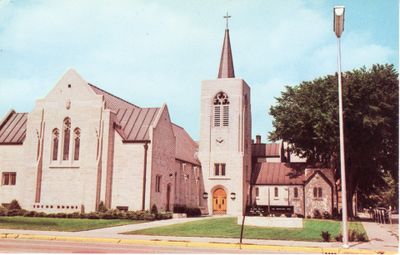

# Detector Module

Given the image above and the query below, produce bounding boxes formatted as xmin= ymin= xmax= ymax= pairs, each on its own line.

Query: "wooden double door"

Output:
xmin=213 ymin=188 xmax=227 ymax=214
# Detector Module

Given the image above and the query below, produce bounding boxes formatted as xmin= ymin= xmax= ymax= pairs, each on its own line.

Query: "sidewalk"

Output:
xmin=0 ymin=216 xmax=398 ymax=254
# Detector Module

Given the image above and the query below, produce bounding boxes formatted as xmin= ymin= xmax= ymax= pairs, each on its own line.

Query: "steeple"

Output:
xmin=218 ymin=13 xmax=235 ymax=78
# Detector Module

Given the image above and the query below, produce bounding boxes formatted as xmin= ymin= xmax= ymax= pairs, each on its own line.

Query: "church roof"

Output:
xmin=0 ymin=110 xmax=27 ymax=144
xmin=252 ymin=143 xmax=281 ymax=157
xmin=89 ymin=84 xmax=160 ymax=142
xmin=172 ymin=124 xmax=200 ymax=165
xmin=252 ymin=162 xmax=305 ymax=185
xmin=218 ymin=29 xmax=235 ymax=78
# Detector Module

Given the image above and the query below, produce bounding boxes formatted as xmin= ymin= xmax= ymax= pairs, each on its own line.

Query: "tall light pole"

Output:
xmin=333 ymin=6 xmax=349 ymax=248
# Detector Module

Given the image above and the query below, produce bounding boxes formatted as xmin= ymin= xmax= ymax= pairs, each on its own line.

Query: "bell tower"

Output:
xmin=198 ymin=14 xmax=252 ymax=216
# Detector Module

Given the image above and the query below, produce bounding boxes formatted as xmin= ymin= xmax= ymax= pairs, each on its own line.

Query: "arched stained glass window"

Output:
xmin=62 ymin=118 xmax=71 ymax=160
xmin=52 ymin=129 xmax=59 ymax=161
xmin=73 ymin=128 xmax=80 ymax=161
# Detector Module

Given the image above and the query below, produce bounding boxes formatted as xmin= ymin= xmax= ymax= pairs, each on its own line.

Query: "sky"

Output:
xmin=0 ymin=0 xmax=398 ymax=141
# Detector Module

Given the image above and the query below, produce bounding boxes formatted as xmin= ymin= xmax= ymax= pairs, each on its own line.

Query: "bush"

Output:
xmin=186 ymin=207 xmax=201 ymax=217
xmin=23 ymin=211 xmax=37 ymax=217
xmin=151 ymin=204 xmax=158 ymax=215
xmin=296 ymin=214 xmax=304 ymax=218
xmin=335 ymin=230 xmax=368 ymax=242
xmin=55 ymin=213 xmax=67 ymax=218
xmin=313 ymin=209 xmax=322 ymax=219
xmin=69 ymin=212 xmax=81 ymax=218
xmin=87 ymin=212 xmax=100 ymax=219
xmin=173 ymin=204 xmax=187 ymax=213
xmin=335 ymin=233 xmax=342 ymax=242
xmin=323 ymin=211 xmax=331 ymax=219
xmin=98 ymin=201 xmax=107 ymax=213
xmin=7 ymin=209 xmax=23 ymax=216
xmin=144 ymin=213 xmax=156 ymax=221
xmin=8 ymin=200 xmax=21 ymax=210
xmin=285 ymin=213 xmax=292 ymax=218
xmin=332 ymin=208 xmax=340 ymax=219
xmin=321 ymin=231 xmax=331 ymax=242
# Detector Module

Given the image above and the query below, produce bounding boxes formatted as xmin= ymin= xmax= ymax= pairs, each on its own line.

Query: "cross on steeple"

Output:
xmin=224 ymin=12 xmax=231 ymax=29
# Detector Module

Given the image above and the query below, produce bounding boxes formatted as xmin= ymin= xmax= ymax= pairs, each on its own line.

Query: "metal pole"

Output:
xmin=337 ymin=37 xmax=349 ymax=248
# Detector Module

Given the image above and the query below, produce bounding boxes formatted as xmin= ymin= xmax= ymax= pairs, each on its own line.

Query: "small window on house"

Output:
xmin=313 ymin=187 xmax=318 ymax=198
xmin=62 ymin=118 xmax=71 ymax=160
xmin=255 ymin=187 xmax=259 ymax=197
xmin=73 ymin=128 xmax=81 ymax=160
xmin=52 ymin=129 xmax=59 ymax=161
xmin=213 ymin=92 xmax=230 ymax=127
xmin=274 ymin=187 xmax=278 ymax=197
xmin=155 ymin=175 xmax=161 ymax=193
xmin=214 ymin=163 xmax=226 ymax=176
xmin=2 ymin=172 xmax=16 ymax=185
xmin=318 ymin=187 xmax=323 ymax=198
xmin=294 ymin=187 xmax=298 ymax=198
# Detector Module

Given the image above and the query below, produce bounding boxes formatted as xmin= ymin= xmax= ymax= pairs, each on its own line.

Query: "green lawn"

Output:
xmin=125 ymin=217 xmax=367 ymax=242
xmin=0 ymin=216 xmax=144 ymax=232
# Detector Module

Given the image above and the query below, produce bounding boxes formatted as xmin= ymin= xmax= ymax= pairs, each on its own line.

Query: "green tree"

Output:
xmin=269 ymin=64 xmax=398 ymax=217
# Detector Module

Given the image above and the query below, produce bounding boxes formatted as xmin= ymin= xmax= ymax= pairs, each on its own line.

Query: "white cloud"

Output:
xmin=0 ymin=0 xmax=397 ymax=140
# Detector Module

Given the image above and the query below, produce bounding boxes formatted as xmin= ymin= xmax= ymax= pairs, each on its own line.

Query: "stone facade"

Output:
xmin=0 ymin=69 xmax=201 ymax=213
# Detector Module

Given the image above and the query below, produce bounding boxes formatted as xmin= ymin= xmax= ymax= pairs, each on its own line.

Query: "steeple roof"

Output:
xmin=218 ymin=28 xmax=235 ymax=78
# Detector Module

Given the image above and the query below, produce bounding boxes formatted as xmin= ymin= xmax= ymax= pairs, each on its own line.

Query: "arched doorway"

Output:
xmin=166 ymin=184 xmax=171 ymax=211
xmin=213 ymin=188 xmax=227 ymax=215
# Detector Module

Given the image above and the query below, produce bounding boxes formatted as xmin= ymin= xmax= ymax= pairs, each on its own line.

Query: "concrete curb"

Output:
xmin=0 ymin=233 xmax=396 ymax=254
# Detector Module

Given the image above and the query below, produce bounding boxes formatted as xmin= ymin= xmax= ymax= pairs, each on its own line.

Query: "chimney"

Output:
xmin=256 ymin=135 xmax=261 ymax=144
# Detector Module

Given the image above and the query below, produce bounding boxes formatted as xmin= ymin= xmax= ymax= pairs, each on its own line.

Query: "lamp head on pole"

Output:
xmin=333 ymin=6 xmax=345 ymax=38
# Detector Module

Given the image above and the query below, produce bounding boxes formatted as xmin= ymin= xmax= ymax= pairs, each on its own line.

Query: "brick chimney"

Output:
xmin=255 ymin=135 xmax=261 ymax=144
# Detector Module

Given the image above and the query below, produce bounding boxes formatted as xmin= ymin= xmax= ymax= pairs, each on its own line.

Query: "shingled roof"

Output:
xmin=89 ymin=84 xmax=160 ymax=142
xmin=0 ymin=110 xmax=27 ymax=144
xmin=252 ymin=162 xmax=305 ymax=185
xmin=172 ymin=124 xmax=200 ymax=166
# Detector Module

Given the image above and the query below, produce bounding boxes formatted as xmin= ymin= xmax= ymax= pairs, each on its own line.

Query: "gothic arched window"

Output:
xmin=52 ymin=129 xmax=59 ymax=161
xmin=62 ymin=117 xmax=71 ymax=160
xmin=73 ymin=128 xmax=80 ymax=161
xmin=213 ymin=92 xmax=229 ymax=127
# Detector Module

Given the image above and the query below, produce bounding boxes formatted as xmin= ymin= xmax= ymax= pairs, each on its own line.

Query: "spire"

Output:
xmin=218 ymin=13 xmax=235 ymax=78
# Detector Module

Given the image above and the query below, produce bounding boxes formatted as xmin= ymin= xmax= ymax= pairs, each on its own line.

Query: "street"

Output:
xmin=0 ymin=239 xmax=298 ymax=254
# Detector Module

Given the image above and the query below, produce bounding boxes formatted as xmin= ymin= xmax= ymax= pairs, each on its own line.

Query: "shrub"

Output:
xmin=55 ymin=213 xmax=67 ymax=218
xmin=98 ymin=201 xmax=107 ymax=213
xmin=334 ymin=230 xmax=368 ymax=242
xmin=158 ymin=212 xmax=172 ymax=220
xmin=36 ymin=212 xmax=46 ymax=218
xmin=69 ymin=212 xmax=81 ymax=218
xmin=323 ymin=211 xmax=331 ymax=219
xmin=313 ymin=209 xmax=322 ymax=219
xmin=8 ymin=200 xmax=21 ymax=210
xmin=356 ymin=231 xmax=368 ymax=242
xmin=144 ymin=213 xmax=156 ymax=221
xmin=296 ymin=214 xmax=304 ymax=218
xmin=321 ymin=231 xmax=331 ymax=242
xmin=274 ymin=213 xmax=282 ymax=217
xmin=306 ymin=215 xmax=311 ymax=219
xmin=335 ymin=233 xmax=342 ymax=242
xmin=285 ymin=213 xmax=292 ymax=218
xmin=126 ymin=211 xmax=138 ymax=220
xmin=151 ymin=204 xmax=158 ymax=215
xmin=173 ymin=204 xmax=187 ymax=213
xmin=186 ymin=207 xmax=201 ymax=217
xmin=87 ymin=212 xmax=100 ymax=219
xmin=7 ymin=209 xmax=22 ymax=216
xmin=332 ymin=208 xmax=340 ymax=219
xmin=23 ymin=211 xmax=37 ymax=217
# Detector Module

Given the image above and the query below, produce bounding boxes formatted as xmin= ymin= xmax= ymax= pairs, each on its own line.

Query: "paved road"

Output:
xmin=0 ymin=239 xmax=296 ymax=254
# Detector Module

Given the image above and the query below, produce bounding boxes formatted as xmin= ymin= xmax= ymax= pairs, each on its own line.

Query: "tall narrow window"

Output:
xmin=73 ymin=128 xmax=80 ymax=160
xmin=274 ymin=187 xmax=279 ymax=197
xmin=255 ymin=187 xmax=259 ymax=197
xmin=155 ymin=175 xmax=161 ymax=192
xmin=52 ymin=129 xmax=59 ymax=161
xmin=313 ymin=187 xmax=318 ymax=198
xmin=214 ymin=106 xmax=221 ymax=126
xmin=62 ymin=118 xmax=71 ymax=160
xmin=318 ymin=187 xmax=323 ymax=198
xmin=2 ymin=172 xmax=16 ymax=185
xmin=294 ymin=187 xmax=298 ymax=198
xmin=213 ymin=92 xmax=229 ymax=127
xmin=214 ymin=163 xmax=219 ymax=176
xmin=214 ymin=163 xmax=226 ymax=176
xmin=223 ymin=105 xmax=229 ymax=126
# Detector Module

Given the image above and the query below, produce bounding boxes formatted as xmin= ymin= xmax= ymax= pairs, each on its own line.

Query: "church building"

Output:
xmin=0 ymin=21 xmax=336 ymax=217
